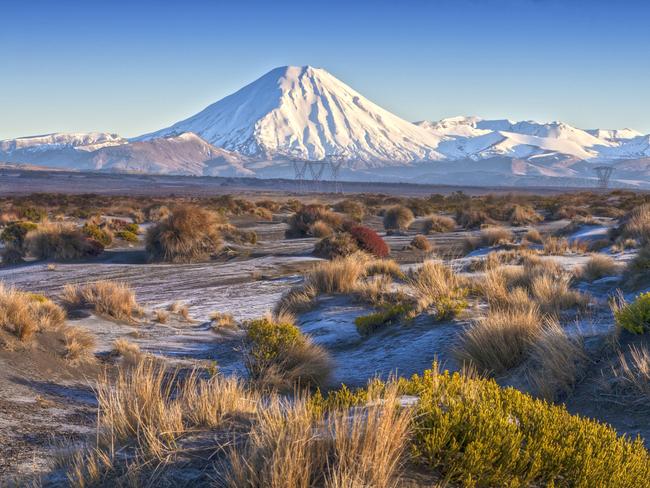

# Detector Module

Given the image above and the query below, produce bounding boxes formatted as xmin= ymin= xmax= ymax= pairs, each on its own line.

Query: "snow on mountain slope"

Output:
xmin=415 ymin=117 xmax=636 ymax=161
xmin=586 ymin=128 xmax=643 ymax=144
xmin=0 ymin=132 xmax=251 ymax=176
xmin=137 ymin=66 xmax=445 ymax=164
xmin=0 ymin=132 xmax=127 ymax=153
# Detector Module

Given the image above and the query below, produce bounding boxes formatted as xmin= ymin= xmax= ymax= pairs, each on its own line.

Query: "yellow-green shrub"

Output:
xmin=613 ymin=292 xmax=650 ymax=334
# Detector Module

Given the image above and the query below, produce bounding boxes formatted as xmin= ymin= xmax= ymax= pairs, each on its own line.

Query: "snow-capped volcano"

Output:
xmin=137 ymin=66 xmax=445 ymax=164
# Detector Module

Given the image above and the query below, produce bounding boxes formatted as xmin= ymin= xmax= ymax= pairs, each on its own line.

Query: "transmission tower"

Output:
xmin=291 ymin=158 xmax=308 ymax=192
xmin=593 ymin=166 xmax=614 ymax=189
xmin=326 ymin=154 xmax=345 ymax=194
xmin=291 ymin=154 xmax=348 ymax=193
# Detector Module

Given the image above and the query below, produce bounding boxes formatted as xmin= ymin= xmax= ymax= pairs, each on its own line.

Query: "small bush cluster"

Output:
xmin=354 ymin=303 xmax=410 ymax=336
xmin=313 ymin=233 xmax=359 ymax=259
xmin=348 ymin=225 xmax=390 ymax=258
xmin=25 ymin=222 xmax=104 ymax=261
xmin=382 ymin=205 xmax=414 ymax=233
xmin=612 ymin=292 xmax=650 ymax=334
xmin=409 ymin=260 xmax=468 ymax=320
xmin=422 ymin=214 xmax=455 ymax=233
xmin=145 ymin=205 xmax=223 ymax=263
xmin=409 ymin=234 xmax=433 ymax=252
xmin=285 ymin=204 xmax=343 ymax=238
xmin=62 ymin=280 xmax=143 ymax=322
xmin=82 ymin=223 xmax=113 ymax=246
xmin=0 ymin=284 xmax=66 ymax=341
xmin=244 ymin=314 xmax=331 ymax=390
xmin=508 ymin=204 xmax=544 ymax=226
xmin=333 ymin=199 xmax=366 ymax=222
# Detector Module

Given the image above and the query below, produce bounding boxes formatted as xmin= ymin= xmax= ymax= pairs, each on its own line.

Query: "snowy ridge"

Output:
xmin=137 ymin=66 xmax=445 ymax=164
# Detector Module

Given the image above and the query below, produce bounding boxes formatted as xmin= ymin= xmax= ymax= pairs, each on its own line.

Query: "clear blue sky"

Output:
xmin=2 ymin=0 xmax=649 ymax=139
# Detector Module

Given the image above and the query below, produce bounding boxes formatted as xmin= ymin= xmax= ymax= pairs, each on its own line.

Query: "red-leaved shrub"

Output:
xmin=348 ymin=225 xmax=390 ymax=258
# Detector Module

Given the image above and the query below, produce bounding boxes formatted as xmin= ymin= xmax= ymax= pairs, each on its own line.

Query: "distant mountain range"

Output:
xmin=1 ymin=66 xmax=648 ymax=187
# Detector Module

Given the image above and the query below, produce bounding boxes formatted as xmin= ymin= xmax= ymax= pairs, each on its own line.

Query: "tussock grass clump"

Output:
xmin=61 ymin=326 xmax=96 ymax=363
xmin=464 ymin=225 xmax=514 ymax=252
xmin=527 ymin=321 xmax=586 ymax=400
xmin=523 ymin=227 xmax=543 ymax=244
xmin=314 ymin=233 xmax=359 ymax=259
xmin=62 ymin=280 xmax=143 ymax=322
xmin=111 ymin=338 xmax=143 ymax=366
xmin=383 ymin=205 xmax=414 ymax=233
xmin=508 ymin=204 xmax=544 ymax=226
xmin=530 ymin=273 xmax=590 ymax=316
xmin=620 ymin=203 xmax=650 ymax=244
xmin=604 ymin=345 xmax=650 ymax=407
xmin=226 ymin=382 xmax=411 ymax=488
xmin=365 ymin=259 xmax=404 ymax=279
xmin=348 ymin=225 xmax=390 ymax=258
xmin=333 ymin=198 xmax=366 ymax=222
xmin=306 ymin=254 xmax=369 ymax=294
xmin=145 ymin=205 xmax=223 ymax=263
xmin=409 ymin=234 xmax=432 ymax=252
xmin=409 ymin=260 xmax=468 ymax=320
xmin=244 ymin=314 xmax=332 ymax=390
xmin=0 ymin=284 xmax=66 ymax=341
xmin=622 ymin=244 xmax=650 ymax=290
xmin=577 ymin=254 xmax=621 ymax=281
xmin=285 ymin=204 xmax=343 ymax=238
xmin=612 ymin=292 xmax=650 ymax=334
xmin=456 ymin=307 xmax=543 ymax=374
xmin=405 ymin=363 xmax=650 ymax=487
xmin=456 ymin=208 xmax=494 ymax=229
xmin=274 ymin=284 xmax=318 ymax=316
xmin=422 ymin=214 xmax=456 ymax=234
xmin=309 ymin=220 xmax=334 ymax=238
xmin=542 ymin=236 xmax=587 ymax=255
xmin=25 ymin=222 xmax=104 ymax=261
xmin=210 ymin=311 xmax=237 ymax=330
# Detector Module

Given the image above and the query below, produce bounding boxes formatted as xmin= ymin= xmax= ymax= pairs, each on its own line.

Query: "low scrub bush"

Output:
xmin=82 ymin=223 xmax=112 ymax=246
xmin=523 ymin=227 xmax=543 ymax=243
xmin=409 ymin=234 xmax=432 ymax=252
xmin=115 ymin=230 xmax=138 ymax=243
xmin=145 ymin=205 xmax=223 ymax=263
xmin=612 ymin=292 xmax=650 ymax=334
xmin=465 ymin=225 xmax=514 ymax=252
xmin=348 ymin=225 xmax=390 ymax=258
xmin=244 ymin=314 xmax=331 ymax=390
xmin=285 ymin=204 xmax=343 ymax=238
xmin=355 ymin=303 xmax=410 ymax=336
xmin=0 ymin=221 xmax=37 ymax=248
xmin=18 ymin=205 xmax=47 ymax=222
xmin=422 ymin=214 xmax=455 ymax=233
xmin=313 ymin=233 xmax=359 ymax=259
xmin=406 ymin=363 xmax=650 ymax=487
xmin=333 ymin=198 xmax=366 ymax=222
xmin=309 ymin=220 xmax=333 ymax=238
xmin=508 ymin=204 xmax=543 ymax=226
xmin=25 ymin=222 xmax=103 ymax=260
xmin=383 ymin=205 xmax=414 ymax=233
xmin=62 ymin=280 xmax=143 ymax=322
xmin=456 ymin=208 xmax=494 ymax=229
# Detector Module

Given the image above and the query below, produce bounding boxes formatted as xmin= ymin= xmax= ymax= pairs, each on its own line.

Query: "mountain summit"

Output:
xmin=137 ymin=66 xmax=444 ymax=164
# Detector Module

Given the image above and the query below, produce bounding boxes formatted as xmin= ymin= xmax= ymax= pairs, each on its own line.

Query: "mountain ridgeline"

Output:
xmin=1 ymin=66 xmax=648 ymax=187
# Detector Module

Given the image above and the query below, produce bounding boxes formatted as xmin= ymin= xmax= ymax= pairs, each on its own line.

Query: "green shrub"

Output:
xmin=125 ymin=223 xmax=139 ymax=234
xmin=354 ymin=303 xmax=409 ymax=336
xmin=82 ymin=223 xmax=112 ymax=246
xmin=0 ymin=221 xmax=37 ymax=248
xmin=406 ymin=364 xmax=650 ymax=487
xmin=245 ymin=316 xmax=305 ymax=373
xmin=18 ymin=206 xmax=47 ymax=223
xmin=613 ymin=292 xmax=650 ymax=334
xmin=115 ymin=230 xmax=139 ymax=243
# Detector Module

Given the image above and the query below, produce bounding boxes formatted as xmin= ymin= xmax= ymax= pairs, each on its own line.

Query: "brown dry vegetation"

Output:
xmin=62 ymin=280 xmax=143 ymax=322
xmin=146 ymin=205 xmax=223 ymax=263
xmin=25 ymin=222 xmax=103 ymax=261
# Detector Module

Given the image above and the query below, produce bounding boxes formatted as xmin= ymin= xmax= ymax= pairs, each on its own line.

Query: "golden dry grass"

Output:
xmin=305 ymin=254 xmax=369 ymax=294
xmin=577 ymin=254 xmax=621 ymax=282
xmin=152 ymin=309 xmax=169 ymax=324
xmin=422 ymin=214 xmax=456 ymax=234
xmin=383 ymin=205 xmax=414 ymax=232
xmin=274 ymin=284 xmax=318 ymax=316
xmin=210 ymin=311 xmax=237 ymax=330
xmin=111 ymin=338 xmax=143 ymax=367
xmin=61 ymin=326 xmax=96 ymax=363
xmin=224 ymin=382 xmax=411 ymax=488
xmin=0 ymin=284 xmax=66 ymax=341
xmin=25 ymin=222 xmax=102 ymax=260
xmin=604 ymin=345 xmax=650 ymax=407
xmin=622 ymin=203 xmax=650 ymax=243
xmin=456 ymin=307 xmax=543 ymax=374
xmin=526 ymin=320 xmax=586 ymax=400
xmin=408 ymin=260 xmax=468 ymax=319
xmin=145 ymin=205 xmax=223 ymax=263
xmin=542 ymin=236 xmax=587 ymax=255
xmin=61 ymin=280 xmax=143 ymax=322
